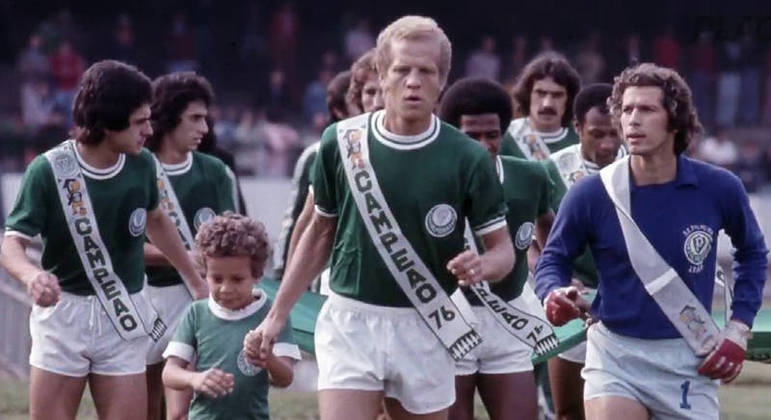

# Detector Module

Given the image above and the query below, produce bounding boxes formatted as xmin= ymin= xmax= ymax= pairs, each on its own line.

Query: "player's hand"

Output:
xmin=190 ymin=367 xmax=234 ymax=398
xmin=25 ymin=271 xmax=60 ymax=307
xmin=244 ymin=314 xmax=285 ymax=367
xmin=698 ymin=319 xmax=750 ymax=384
xmin=447 ymin=250 xmax=483 ymax=286
xmin=189 ymin=250 xmax=205 ymax=278
xmin=544 ymin=286 xmax=590 ymax=326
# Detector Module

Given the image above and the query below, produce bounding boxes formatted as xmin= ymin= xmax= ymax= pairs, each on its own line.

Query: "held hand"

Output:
xmin=191 ymin=281 xmax=209 ymax=300
xmin=26 ymin=271 xmax=60 ymax=307
xmin=446 ymin=250 xmax=483 ymax=286
xmin=190 ymin=368 xmax=234 ymax=398
xmin=698 ymin=320 xmax=750 ymax=384
xmin=544 ymin=286 xmax=590 ymax=326
xmin=244 ymin=314 xmax=286 ymax=367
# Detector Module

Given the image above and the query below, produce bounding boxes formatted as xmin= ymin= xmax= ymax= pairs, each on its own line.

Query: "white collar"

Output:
xmin=160 ymin=152 xmax=193 ymax=176
xmin=207 ymin=288 xmax=267 ymax=321
xmin=71 ymin=139 xmax=126 ymax=180
xmin=372 ymin=109 xmax=440 ymax=150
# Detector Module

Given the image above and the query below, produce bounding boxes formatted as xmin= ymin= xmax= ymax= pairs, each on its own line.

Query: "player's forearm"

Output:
xmin=285 ymin=192 xmax=315 ymax=271
xmin=730 ymin=244 xmax=768 ymax=328
xmin=266 ymin=355 xmax=294 ymax=388
xmin=144 ymin=242 xmax=171 ymax=266
xmin=0 ymin=235 xmax=44 ymax=285
xmin=535 ymin=211 xmax=554 ymax=249
xmin=270 ymin=214 xmax=335 ymax=319
xmin=527 ymin=245 xmax=541 ymax=273
xmin=162 ymin=359 xmax=195 ymax=391
xmin=479 ymin=227 xmax=515 ymax=283
xmin=146 ymin=209 xmax=204 ymax=290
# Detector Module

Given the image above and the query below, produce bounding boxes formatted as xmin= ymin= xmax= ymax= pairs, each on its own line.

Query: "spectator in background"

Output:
xmin=734 ymin=141 xmax=764 ymax=193
xmin=689 ymin=31 xmax=716 ymax=129
xmin=538 ymin=36 xmax=555 ymax=54
xmin=18 ymin=33 xmax=49 ymax=83
xmin=268 ymin=2 xmax=299 ymax=100
xmin=575 ymin=33 xmax=605 ymax=84
xmin=763 ymin=46 xmax=771 ymax=126
xmin=502 ymin=35 xmax=529 ymax=87
xmin=18 ymin=33 xmax=53 ymax=130
xmin=698 ymin=129 xmax=739 ymax=170
xmin=240 ymin=1 xmax=269 ymax=93
xmin=166 ymin=11 xmax=198 ymax=72
xmin=653 ymin=24 xmax=681 ymax=70
xmin=234 ymin=108 xmax=264 ymax=175
xmin=48 ymin=39 xmax=84 ymax=127
xmin=716 ymin=40 xmax=742 ymax=127
xmin=344 ymin=18 xmax=375 ymax=64
xmin=111 ymin=14 xmax=138 ymax=66
xmin=738 ymin=28 xmax=762 ymax=125
xmin=266 ymin=69 xmax=292 ymax=118
xmin=465 ymin=35 xmax=501 ymax=81
xmin=303 ymin=69 xmax=334 ymax=123
xmin=261 ymin=107 xmax=299 ymax=177
xmin=624 ymin=33 xmax=642 ymax=67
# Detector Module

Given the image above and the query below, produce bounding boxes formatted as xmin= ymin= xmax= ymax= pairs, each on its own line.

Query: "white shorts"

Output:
xmin=558 ymin=341 xmax=587 ymax=364
xmin=455 ymin=283 xmax=543 ymax=375
xmin=315 ymin=292 xmax=456 ymax=415
xmin=145 ymin=284 xmax=193 ymax=364
xmin=583 ymin=323 xmax=719 ymax=420
xmin=30 ymin=290 xmax=152 ymax=377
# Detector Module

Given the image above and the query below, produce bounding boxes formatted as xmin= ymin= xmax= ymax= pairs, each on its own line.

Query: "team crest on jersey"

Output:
xmin=515 ymin=222 xmax=535 ymax=250
xmin=53 ymin=150 xmax=78 ymax=177
xmin=425 ymin=204 xmax=457 ymax=238
xmin=237 ymin=349 xmax=262 ymax=376
xmin=194 ymin=207 xmax=216 ymax=230
xmin=682 ymin=225 xmax=714 ymax=273
xmin=679 ymin=305 xmax=707 ymax=340
xmin=128 ymin=208 xmax=147 ymax=237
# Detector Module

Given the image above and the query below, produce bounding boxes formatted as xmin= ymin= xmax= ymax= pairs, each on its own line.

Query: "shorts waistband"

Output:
xmin=52 ymin=288 xmax=145 ymax=305
xmin=326 ymin=291 xmax=418 ymax=316
xmin=593 ymin=322 xmax=690 ymax=350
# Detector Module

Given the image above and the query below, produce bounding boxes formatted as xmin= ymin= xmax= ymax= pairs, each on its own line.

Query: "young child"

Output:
xmin=162 ymin=212 xmax=300 ymax=419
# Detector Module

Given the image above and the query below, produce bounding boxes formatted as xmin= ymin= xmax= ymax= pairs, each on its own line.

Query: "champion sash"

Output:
xmin=599 ymin=157 xmax=719 ymax=355
xmin=45 ymin=141 xmax=166 ymax=341
xmin=551 ymin=145 xmax=589 ymax=189
xmin=507 ymin=119 xmax=550 ymax=161
xmin=335 ymin=114 xmax=481 ymax=360
xmin=463 ymin=223 xmax=558 ymax=355
xmin=152 ymin=154 xmax=196 ymax=297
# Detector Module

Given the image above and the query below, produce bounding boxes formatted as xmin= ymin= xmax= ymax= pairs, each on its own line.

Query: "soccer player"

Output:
xmin=499 ymin=53 xmax=581 ymax=161
xmin=275 ymin=70 xmax=352 ymax=280
xmin=0 ymin=60 xmax=206 ymax=420
xmin=439 ymin=77 xmax=555 ymax=420
xmin=346 ymin=49 xmax=385 ymax=115
xmin=245 ymin=16 xmax=514 ymax=420
xmin=144 ymin=71 xmax=239 ymax=420
xmin=162 ymin=212 xmax=300 ymax=419
xmin=542 ymin=83 xmax=624 ymax=420
xmin=536 ymin=63 xmax=767 ymax=420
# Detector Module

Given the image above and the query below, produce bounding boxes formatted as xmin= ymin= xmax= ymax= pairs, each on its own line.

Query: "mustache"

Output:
xmin=537 ymin=107 xmax=558 ymax=116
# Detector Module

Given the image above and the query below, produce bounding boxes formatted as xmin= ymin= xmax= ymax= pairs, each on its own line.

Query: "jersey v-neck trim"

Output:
xmin=495 ymin=155 xmax=504 ymax=184
xmin=161 ymin=152 xmax=193 ymax=176
xmin=71 ymin=139 xmax=126 ymax=180
xmin=372 ymin=109 xmax=440 ymax=150
xmin=526 ymin=118 xmax=568 ymax=144
xmin=207 ymin=288 xmax=267 ymax=321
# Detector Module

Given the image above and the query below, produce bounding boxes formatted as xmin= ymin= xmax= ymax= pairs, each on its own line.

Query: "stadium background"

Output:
xmin=1 ymin=1 xmax=771 ymax=418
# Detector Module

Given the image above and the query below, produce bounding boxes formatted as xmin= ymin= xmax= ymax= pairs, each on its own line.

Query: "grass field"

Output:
xmin=2 ymin=362 xmax=771 ymax=419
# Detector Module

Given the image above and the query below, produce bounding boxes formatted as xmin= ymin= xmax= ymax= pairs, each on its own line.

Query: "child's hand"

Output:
xmin=190 ymin=368 xmax=234 ymax=398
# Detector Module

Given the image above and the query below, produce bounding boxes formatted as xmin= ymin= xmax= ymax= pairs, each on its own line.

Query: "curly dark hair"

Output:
xmin=327 ymin=70 xmax=351 ymax=122
xmin=72 ymin=60 xmax=152 ymax=145
xmin=439 ymin=77 xmax=513 ymax=133
xmin=511 ymin=52 xmax=581 ymax=126
xmin=146 ymin=71 xmax=214 ymax=152
xmin=609 ymin=63 xmax=701 ymax=155
xmin=195 ymin=211 xmax=270 ymax=278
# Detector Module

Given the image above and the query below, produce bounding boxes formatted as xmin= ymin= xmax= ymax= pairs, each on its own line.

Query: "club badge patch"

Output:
xmin=682 ymin=225 xmax=713 ymax=273
xmin=425 ymin=204 xmax=457 ymax=238
xmin=128 ymin=208 xmax=147 ymax=237
xmin=237 ymin=349 xmax=262 ymax=376
xmin=194 ymin=207 xmax=216 ymax=230
xmin=515 ymin=222 xmax=535 ymax=250
xmin=52 ymin=150 xmax=78 ymax=178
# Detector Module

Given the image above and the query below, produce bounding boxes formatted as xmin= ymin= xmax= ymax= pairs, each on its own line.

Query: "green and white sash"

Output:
xmin=336 ymin=114 xmax=481 ymax=361
xmin=600 ymin=157 xmax=719 ymax=355
xmin=45 ymin=140 xmax=166 ymax=341
xmin=507 ymin=118 xmax=551 ymax=161
xmin=551 ymin=145 xmax=590 ymax=189
xmin=462 ymin=224 xmax=559 ymax=356
xmin=152 ymin=154 xmax=196 ymax=297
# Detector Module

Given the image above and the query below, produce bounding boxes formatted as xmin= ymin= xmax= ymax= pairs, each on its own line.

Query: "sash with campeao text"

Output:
xmin=152 ymin=154 xmax=196 ymax=297
xmin=507 ymin=118 xmax=551 ymax=161
xmin=45 ymin=140 xmax=166 ymax=341
xmin=463 ymin=222 xmax=558 ymax=356
xmin=336 ymin=113 xmax=481 ymax=361
xmin=600 ymin=157 xmax=719 ymax=356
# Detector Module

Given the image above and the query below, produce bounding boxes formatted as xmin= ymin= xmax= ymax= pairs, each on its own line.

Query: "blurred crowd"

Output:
xmin=1 ymin=5 xmax=770 ymax=189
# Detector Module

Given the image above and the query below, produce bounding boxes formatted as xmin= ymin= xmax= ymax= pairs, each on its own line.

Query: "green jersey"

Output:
xmin=147 ymin=151 xmax=238 ymax=287
xmin=274 ymin=142 xmax=319 ymax=276
xmin=165 ymin=291 xmax=300 ymax=420
xmin=313 ymin=110 xmax=508 ymax=307
xmin=499 ymin=117 xmax=579 ymax=160
xmin=465 ymin=156 xmax=553 ymax=304
xmin=5 ymin=143 xmax=158 ymax=295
